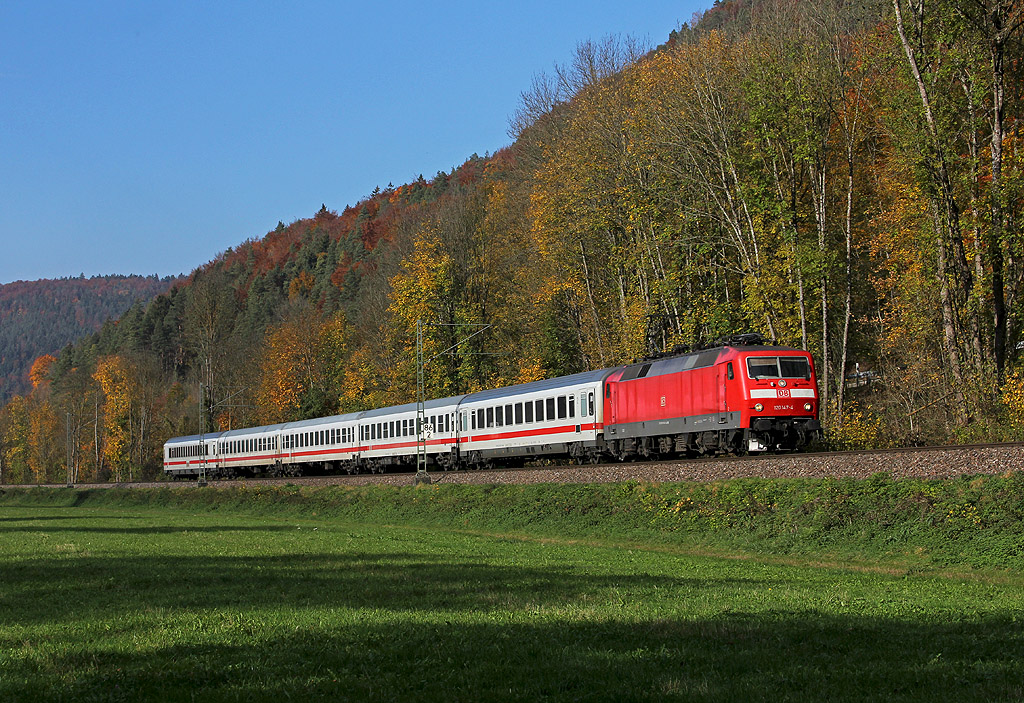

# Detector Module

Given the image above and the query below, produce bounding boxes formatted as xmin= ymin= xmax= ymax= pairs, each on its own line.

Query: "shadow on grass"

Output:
xmin=0 ymin=551 xmax=763 ymax=624
xmin=0 ymin=524 xmax=297 ymax=535
xmin=2 ymin=612 xmax=1020 ymax=702
xmin=0 ymin=514 xmax=136 ymax=523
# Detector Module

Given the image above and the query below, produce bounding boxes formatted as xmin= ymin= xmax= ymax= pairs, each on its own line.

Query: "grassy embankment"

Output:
xmin=1 ymin=474 xmax=1022 ymax=701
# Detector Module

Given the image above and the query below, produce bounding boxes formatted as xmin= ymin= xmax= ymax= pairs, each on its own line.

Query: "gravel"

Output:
xmin=234 ymin=444 xmax=1024 ymax=488
xmin=14 ymin=444 xmax=1023 ymax=491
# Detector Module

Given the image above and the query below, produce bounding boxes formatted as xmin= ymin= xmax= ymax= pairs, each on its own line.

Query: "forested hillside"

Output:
xmin=0 ymin=275 xmax=181 ymax=402
xmin=2 ymin=0 xmax=1023 ymax=483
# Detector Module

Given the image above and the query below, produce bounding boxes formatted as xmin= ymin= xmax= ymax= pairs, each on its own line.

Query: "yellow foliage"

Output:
xmin=93 ymin=355 xmax=137 ymax=481
xmin=1000 ymin=371 xmax=1024 ymax=435
xmin=827 ymin=403 xmax=886 ymax=450
xmin=255 ymin=310 xmax=349 ymax=424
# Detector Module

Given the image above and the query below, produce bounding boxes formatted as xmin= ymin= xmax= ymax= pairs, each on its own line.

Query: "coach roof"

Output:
xmin=463 ymin=368 xmax=616 ymax=404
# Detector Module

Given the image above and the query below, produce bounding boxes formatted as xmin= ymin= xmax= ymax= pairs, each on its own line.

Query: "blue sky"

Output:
xmin=0 ymin=1 xmax=707 ymax=284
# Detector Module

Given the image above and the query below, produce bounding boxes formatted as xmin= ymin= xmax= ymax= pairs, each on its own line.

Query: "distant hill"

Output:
xmin=0 ymin=275 xmax=183 ymax=401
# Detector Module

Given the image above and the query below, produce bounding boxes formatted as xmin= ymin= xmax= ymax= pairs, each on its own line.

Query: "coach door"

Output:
xmin=718 ymin=363 xmax=732 ymax=424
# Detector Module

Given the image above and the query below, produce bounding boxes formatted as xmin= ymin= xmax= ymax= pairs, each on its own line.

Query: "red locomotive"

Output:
xmin=603 ymin=334 xmax=820 ymax=460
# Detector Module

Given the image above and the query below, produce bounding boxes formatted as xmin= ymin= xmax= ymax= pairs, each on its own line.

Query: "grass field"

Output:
xmin=1 ymin=480 xmax=1023 ymax=701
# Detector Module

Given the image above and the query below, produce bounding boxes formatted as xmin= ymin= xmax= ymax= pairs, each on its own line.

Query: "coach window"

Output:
xmin=476 ymin=408 xmax=483 ymax=429
xmin=504 ymin=404 xmax=513 ymax=425
xmin=547 ymin=397 xmax=556 ymax=420
xmin=494 ymin=406 xmax=503 ymax=427
xmin=487 ymin=407 xmax=494 ymax=428
xmin=568 ymin=395 xmax=575 ymax=419
xmin=515 ymin=402 xmax=523 ymax=424
xmin=525 ymin=401 xmax=534 ymax=423
xmin=445 ymin=414 xmax=451 ymax=433
xmin=535 ymin=399 xmax=544 ymax=422
xmin=588 ymin=391 xmax=595 ymax=415
xmin=557 ymin=396 xmax=567 ymax=419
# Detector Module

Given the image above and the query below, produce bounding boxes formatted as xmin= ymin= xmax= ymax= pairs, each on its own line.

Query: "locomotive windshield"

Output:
xmin=746 ymin=356 xmax=811 ymax=380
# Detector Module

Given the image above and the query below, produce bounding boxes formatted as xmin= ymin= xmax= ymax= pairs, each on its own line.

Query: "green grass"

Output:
xmin=1 ymin=478 xmax=1023 ymax=701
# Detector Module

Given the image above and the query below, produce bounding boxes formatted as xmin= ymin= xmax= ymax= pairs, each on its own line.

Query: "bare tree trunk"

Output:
xmin=94 ymin=398 xmax=101 ymax=480
xmin=894 ymin=0 xmax=972 ymax=423
xmin=579 ymin=240 xmax=606 ymax=366
xmin=987 ymin=14 xmax=1011 ymax=378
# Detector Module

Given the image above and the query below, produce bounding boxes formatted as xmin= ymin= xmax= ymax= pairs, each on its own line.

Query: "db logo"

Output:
xmin=660 ymin=396 xmax=666 ymax=407
xmin=778 ymin=389 xmax=791 ymax=398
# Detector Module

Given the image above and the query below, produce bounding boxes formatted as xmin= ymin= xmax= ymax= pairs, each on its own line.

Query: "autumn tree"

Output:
xmin=255 ymin=305 xmax=349 ymax=424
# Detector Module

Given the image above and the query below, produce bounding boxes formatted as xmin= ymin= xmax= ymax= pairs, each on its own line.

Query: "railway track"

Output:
xmin=5 ymin=441 xmax=1023 ymax=491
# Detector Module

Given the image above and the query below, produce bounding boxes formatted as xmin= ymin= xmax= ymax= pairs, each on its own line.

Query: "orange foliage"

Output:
xmin=28 ymin=354 xmax=56 ymax=389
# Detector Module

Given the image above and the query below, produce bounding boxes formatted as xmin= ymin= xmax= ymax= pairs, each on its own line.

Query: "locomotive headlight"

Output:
xmin=804 ymin=403 xmax=813 ymax=412
xmin=754 ymin=403 xmax=764 ymax=412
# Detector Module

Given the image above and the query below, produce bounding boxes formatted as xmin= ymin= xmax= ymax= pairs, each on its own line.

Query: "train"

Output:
xmin=163 ymin=333 xmax=821 ymax=479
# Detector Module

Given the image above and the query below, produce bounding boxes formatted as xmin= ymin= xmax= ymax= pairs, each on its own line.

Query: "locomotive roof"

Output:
xmin=464 ymin=368 xmax=615 ymax=403
xmin=618 ymin=344 xmax=807 ymax=382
